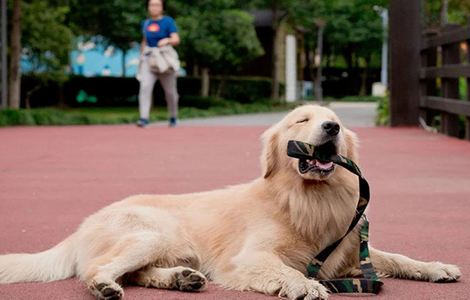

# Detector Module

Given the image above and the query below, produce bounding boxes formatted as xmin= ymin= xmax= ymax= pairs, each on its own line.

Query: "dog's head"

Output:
xmin=261 ymin=105 xmax=358 ymax=181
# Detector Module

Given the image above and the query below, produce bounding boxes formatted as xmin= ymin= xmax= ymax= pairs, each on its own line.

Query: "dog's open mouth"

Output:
xmin=298 ymin=141 xmax=337 ymax=175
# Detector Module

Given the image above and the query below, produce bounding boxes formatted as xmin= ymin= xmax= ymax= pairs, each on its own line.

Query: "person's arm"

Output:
xmin=157 ymin=33 xmax=180 ymax=47
xmin=140 ymin=38 xmax=146 ymax=54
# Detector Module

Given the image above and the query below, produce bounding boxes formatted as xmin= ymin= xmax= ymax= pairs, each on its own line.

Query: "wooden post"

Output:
xmin=467 ymin=39 xmax=470 ymax=140
xmin=440 ymin=26 xmax=461 ymax=137
xmin=389 ymin=0 xmax=421 ymax=126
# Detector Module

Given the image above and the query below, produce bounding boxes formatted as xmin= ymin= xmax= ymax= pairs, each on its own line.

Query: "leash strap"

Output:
xmin=317 ymin=218 xmax=382 ymax=294
xmin=287 ymin=140 xmax=383 ymax=294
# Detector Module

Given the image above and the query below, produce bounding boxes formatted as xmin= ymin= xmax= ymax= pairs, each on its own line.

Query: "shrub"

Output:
xmin=178 ymin=96 xmax=230 ymax=109
xmin=376 ymin=97 xmax=389 ymax=126
xmin=211 ymin=76 xmax=274 ymax=103
xmin=20 ymin=75 xmax=277 ymax=108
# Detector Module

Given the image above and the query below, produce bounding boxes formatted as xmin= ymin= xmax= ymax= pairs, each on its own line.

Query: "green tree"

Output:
xmin=236 ymin=0 xmax=322 ymax=99
xmin=425 ymin=0 xmax=470 ymax=26
xmin=174 ymin=1 xmax=263 ymax=97
xmin=241 ymin=0 xmax=387 ymax=97
xmin=21 ymin=0 xmax=73 ymax=107
xmin=68 ymin=0 xmax=145 ymax=77
xmin=6 ymin=0 xmax=73 ymax=109
xmin=320 ymin=0 xmax=385 ymax=95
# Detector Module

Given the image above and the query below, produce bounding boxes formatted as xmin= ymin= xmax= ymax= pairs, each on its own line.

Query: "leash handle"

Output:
xmin=319 ymin=278 xmax=383 ymax=294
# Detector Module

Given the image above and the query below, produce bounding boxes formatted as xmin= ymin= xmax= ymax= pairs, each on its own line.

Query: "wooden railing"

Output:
xmin=420 ymin=24 xmax=470 ymax=140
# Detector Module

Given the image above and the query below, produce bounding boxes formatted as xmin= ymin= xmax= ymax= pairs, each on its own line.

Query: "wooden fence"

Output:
xmin=420 ymin=24 xmax=470 ymax=140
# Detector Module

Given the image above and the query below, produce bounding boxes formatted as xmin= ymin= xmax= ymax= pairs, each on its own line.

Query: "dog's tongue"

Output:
xmin=315 ymin=161 xmax=333 ymax=170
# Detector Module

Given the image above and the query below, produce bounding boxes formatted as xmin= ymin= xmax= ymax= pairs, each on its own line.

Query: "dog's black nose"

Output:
xmin=322 ymin=121 xmax=340 ymax=136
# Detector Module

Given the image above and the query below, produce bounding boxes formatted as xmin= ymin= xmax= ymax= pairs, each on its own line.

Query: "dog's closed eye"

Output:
xmin=296 ymin=118 xmax=309 ymax=124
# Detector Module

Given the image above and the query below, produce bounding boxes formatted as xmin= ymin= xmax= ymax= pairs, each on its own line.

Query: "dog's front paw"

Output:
xmin=279 ymin=279 xmax=329 ymax=300
xmin=175 ymin=268 xmax=207 ymax=292
xmin=423 ymin=262 xmax=461 ymax=283
xmin=89 ymin=281 xmax=124 ymax=300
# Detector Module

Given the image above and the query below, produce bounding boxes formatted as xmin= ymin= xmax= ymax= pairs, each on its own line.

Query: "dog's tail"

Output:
xmin=0 ymin=234 xmax=77 ymax=283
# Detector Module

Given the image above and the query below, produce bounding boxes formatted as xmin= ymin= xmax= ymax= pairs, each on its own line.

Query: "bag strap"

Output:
xmin=287 ymin=140 xmax=383 ymax=294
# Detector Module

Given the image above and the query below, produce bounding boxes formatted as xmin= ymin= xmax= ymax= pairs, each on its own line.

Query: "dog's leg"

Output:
xmin=216 ymin=251 xmax=329 ymax=300
xmin=83 ymin=231 xmax=163 ymax=300
xmin=127 ymin=265 xmax=207 ymax=292
xmin=370 ymin=247 xmax=461 ymax=282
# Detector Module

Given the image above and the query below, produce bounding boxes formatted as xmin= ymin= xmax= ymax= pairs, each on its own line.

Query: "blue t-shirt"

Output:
xmin=142 ymin=16 xmax=177 ymax=48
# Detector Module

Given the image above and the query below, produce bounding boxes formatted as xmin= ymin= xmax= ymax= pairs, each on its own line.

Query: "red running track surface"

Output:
xmin=0 ymin=125 xmax=468 ymax=299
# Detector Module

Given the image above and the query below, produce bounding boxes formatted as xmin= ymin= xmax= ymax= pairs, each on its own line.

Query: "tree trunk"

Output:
xmin=25 ymin=84 xmax=41 ymax=109
xmin=361 ymin=54 xmax=371 ymax=96
xmin=305 ymin=40 xmax=316 ymax=88
xmin=1 ymin=0 xmax=7 ymax=108
xmin=343 ymin=48 xmax=353 ymax=74
xmin=8 ymin=0 xmax=21 ymax=109
xmin=193 ymin=64 xmax=199 ymax=77
xmin=216 ymin=75 xmax=226 ymax=98
xmin=57 ymin=83 xmax=65 ymax=108
xmin=314 ymin=25 xmax=324 ymax=103
xmin=270 ymin=1 xmax=280 ymax=100
xmin=352 ymin=53 xmax=358 ymax=69
xmin=440 ymin=0 xmax=448 ymax=26
xmin=201 ymin=67 xmax=210 ymax=97
xmin=325 ymin=45 xmax=331 ymax=68
xmin=121 ymin=49 xmax=127 ymax=77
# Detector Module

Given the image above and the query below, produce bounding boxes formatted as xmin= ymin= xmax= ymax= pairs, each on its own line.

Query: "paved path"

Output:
xmin=156 ymin=102 xmax=377 ymax=127
xmin=0 ymin=109 xmax=469 ymax=299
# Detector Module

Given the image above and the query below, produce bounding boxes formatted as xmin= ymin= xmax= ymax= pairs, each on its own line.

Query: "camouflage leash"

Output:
xmin=287 ymin=140 xmax=383 ymax=295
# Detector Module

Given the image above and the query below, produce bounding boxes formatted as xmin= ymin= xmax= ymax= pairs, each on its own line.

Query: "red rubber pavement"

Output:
xmin=0 ymin=125 xmax=469 ymax=299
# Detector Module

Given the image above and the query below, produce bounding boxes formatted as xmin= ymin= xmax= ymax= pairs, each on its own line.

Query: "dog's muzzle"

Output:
xmin=287 ymin=140 xmax=337 ymax=175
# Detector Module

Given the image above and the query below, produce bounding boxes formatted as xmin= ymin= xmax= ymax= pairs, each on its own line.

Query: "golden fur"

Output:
xmin=0 ymin=105 xmax=461 ymax=299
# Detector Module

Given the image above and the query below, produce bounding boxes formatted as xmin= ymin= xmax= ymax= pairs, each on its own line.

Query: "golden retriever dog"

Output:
xmin=0 ymin=105 xmax=461 ymax=300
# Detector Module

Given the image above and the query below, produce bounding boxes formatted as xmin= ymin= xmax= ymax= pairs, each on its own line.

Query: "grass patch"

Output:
xmin=0 ymin=99 xmax=298 ymax=127
xmin=375 ymin=97 xmax=390 ymax=126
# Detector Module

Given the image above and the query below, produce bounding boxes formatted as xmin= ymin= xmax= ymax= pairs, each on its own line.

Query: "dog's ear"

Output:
xmin=261 ymin=126 xmax=279 ymax=179
xmin=343 ymin=128 xmax=359 ymax=162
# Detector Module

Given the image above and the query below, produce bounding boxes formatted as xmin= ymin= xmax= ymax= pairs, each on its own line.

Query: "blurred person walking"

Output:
xmin=137 ymin=0 xmax=180 ymax=127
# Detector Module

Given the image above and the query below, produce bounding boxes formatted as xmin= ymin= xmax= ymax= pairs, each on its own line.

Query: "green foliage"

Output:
xmin=313 ymin=0 xmax=385 ymax=68
xmin=0 ymin=100 xmax=297 ymax=127
xmin=241 ymin=0 xmax=387 ymax=70
xmin=168 ymin=0 xmax=236 ymax=15
xmin=424 ymin=0 xmax=470 ymax=26
xmin=448 ymin=0 xmax=470 ymax=25
xmin=211 ymin=76 xmax=274 ymax=103
xmin=175 ymin=2 xmax=264 ymax=72
xmin=375 ymin=96 xmax=389 ymax=126
xmin=67 ymin=0 xmax=145 ymax=51
xmin=0 ymin=108 xmax=91 ymax=126
xmin=21 ymin=0 xmax=74 ymax=82
xmin=459 ymin=78 xmax=467 ymax=101
xmin=20 ymin=74 xmax=278 ymax=107
xmin=179 ymin=96 xmax=230 ymax=109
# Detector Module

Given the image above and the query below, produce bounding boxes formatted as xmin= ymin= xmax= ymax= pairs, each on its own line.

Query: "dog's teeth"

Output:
xmin=307 ymin=159 xmax=316 ymax=165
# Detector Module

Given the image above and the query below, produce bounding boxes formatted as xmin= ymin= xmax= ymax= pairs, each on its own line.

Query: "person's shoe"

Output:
xmin=136 ymin=118 xmax=149 ymax=127
xmin=169 ymin=117 xmax=177 ymax=127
